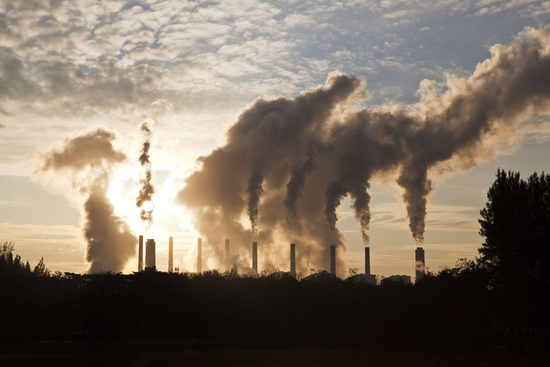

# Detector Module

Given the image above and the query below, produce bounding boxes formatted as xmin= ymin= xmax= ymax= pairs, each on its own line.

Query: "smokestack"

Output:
xmin=168 ymin=236 xmax=173 ymax=273
xmin=252 ymin=241 xmax=258 ymax=274
xmin=197 ymin=238 xmax=202 ymax=273
xmin=290 ymin=243 xmax=296 ymax=278
xmin=330 ymin=245 xmax=336 ymax=276
xmin=415 ymin=247 xmax=425 ymax=282
xmin=365 ymin=246 xmax=370 ymax=275
xmin=225 ymin=238 xmax=230 ymax=269
xmin=145 ymin=239 xmax=156 ymax=270
xmin=138 ymin=235 xmax=143 ymax=272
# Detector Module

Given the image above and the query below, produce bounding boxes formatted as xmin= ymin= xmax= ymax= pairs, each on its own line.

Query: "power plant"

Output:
xmin=225 ymin=238 xmax=230 ymax=269
xmin=197 ymin=238 xmax=202 ymax=273
xmin=290 ymin=243 xmax=296 ymax=278
xmin=330 ymin=245 xmax=336 ymax=276
xmin=138 ymin=235 xmax=143 ymax=272
xmin=145 ymin=238 xmax=156 ymax=270
xmin=168 ymin=236 xmax=173 ymax=273
xmin=415 ymin=247 xmax=425 ymax=282
xmin=134 ymin=235 xmax=425 ymax=282
xmin=364 ymin=247 xmax=376 ymax=285
xmin=252 ymin=242 xmax=258 ymax=274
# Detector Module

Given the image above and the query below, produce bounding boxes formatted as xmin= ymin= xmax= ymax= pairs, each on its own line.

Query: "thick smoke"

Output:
xmin=36 ymin=128 xmax=136 ymax=273
xmin=178 ymin=26 xmax=550 ymax=276
xmin=84 ymin=178 xmax=137 ymax=273
xmin=136 ymin=122 xmax=155 ymax=228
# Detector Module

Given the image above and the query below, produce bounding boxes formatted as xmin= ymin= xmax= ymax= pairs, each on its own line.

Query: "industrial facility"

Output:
xmin=135 ymin=236 xmax=426 ymax=284
xmin=134 ymin=235 xmax=426 ymax=285
xmin=138 ymin=235 xmax=426 ymax=285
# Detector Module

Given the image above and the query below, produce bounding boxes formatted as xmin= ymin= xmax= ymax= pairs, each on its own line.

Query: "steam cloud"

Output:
xmin=178 ymin=26 xmax=550 ymax=276
xmin=36 ymin=128 xmax=136 ymax=273
xmin=136 ymin=122 xmax=155 ymax=229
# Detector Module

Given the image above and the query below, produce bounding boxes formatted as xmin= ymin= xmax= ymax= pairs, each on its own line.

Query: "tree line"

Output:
xmin=1 ymin=169 xmax=548 ymax=334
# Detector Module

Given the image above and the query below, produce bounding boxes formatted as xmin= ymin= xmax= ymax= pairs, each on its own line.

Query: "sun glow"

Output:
xmin=141 ymin=200 xmax=154 ymax=212
xmin=108 ymin=164 xmax=199 ymax=273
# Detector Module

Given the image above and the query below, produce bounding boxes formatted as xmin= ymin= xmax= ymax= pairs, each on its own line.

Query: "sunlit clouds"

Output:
xmin=2 ymin=0 xmax=550 ymax=277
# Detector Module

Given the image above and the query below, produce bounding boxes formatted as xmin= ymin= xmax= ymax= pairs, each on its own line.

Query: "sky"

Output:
xmin=1 ymin=0 xmax=550 ymax=278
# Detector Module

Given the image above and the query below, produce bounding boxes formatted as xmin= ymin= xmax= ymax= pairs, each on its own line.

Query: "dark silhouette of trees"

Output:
xmin=2 ymin=168 xmax=550 ymax=338
xmin=478 ymin=169 xmax=550 ymax=331
xmin=0 ymin=241 xmax=34 ymax=275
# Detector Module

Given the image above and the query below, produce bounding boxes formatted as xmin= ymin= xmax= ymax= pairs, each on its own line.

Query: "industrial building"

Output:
xmin=135 ymin=235 xmax=426 ymax=283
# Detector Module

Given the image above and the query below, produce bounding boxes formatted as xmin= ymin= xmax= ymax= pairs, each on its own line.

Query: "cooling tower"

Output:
xmin=145 ymin=238 xmax=156 ymax=270
xmin=197 ymin=238 xmax=202 ymax=273
xmin=138 ymin=235 xmax=143 ymax=272
xmin=252 ymin=241 xmax=258 ymax=274
xmin=330 ymin=245 xmax=336 ymax=276
xmin=168 ymin=236 xmax=173 ymax=273
xmin=290 ymin=243 xmax=296 ymax=278
xmin=365 ymin=246 xmax=370 ymax=275
xmin=415 ymin=247 xmax=425 ymax=282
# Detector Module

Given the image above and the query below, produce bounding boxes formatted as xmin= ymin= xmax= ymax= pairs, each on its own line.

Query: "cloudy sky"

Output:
xmin=1 ymin=0 xmax=550 ymax=277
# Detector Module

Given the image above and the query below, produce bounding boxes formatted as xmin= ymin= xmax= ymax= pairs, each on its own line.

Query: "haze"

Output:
xmin=1 ymin=0 xmax=550 ymax=278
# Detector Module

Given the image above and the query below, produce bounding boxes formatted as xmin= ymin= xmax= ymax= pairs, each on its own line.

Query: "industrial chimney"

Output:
xmin=197 ymin=238 xmax=202 ymax=273
xmin=330 ymin=245 xmax=336 ymax=276
xmin=225 ymin=238 xmax=230 ymax=270
xmin=415 ymin=247 xmax=425 ymax=282
xmin=168 ymin=237 xmax=173 ymax=273
xmin=145 ymin=238 xmax=156 ymax=270
xmin=252 ymin=241 xmax=258 ymax=274
xmin=290 ymin=243 xmax=296 ymax=278
xmin=138 ymin=235 xmax=143 ymax=272
xmin=365 ymin=246 xmax=370 ymax=275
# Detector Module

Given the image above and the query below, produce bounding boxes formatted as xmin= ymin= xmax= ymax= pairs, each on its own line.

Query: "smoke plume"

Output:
xmin=36 ymin=128 xmax=136 ymax=273
xmin=84 ymin=178 xmax=137 ymax=273
xmin=178 ymin=26 xmax=550 ymax=276
xmin=136 ymin=122 xmax=155 ymax=228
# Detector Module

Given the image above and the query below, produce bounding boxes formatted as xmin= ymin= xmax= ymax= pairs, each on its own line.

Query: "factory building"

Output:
xmin=382 ymin=274 xmax=411 ymax=285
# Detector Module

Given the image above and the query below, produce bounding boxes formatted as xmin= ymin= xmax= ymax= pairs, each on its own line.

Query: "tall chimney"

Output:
xmin=225 ymin=238 xmax=230 ymax=269
xmin=252 ymin=241 xmax=258 ymax=274
xmin=365 ymin=246 xmax=370 ymax=275
xmin=330 ymin=245 xmax=336 ymax=276
xmin=290 ymin=243 xmax=296 ymax=278
xmin=138 ymin=235 xmax=143 ymax=272
xmin=197 ymin=238 xmax=202 ymax=273
xmin=168 ymin=236 xmax=173 ymax=273
xmin=415 ymin=247 xmax=425 ymax=282
xmin=145 ymin=238 xmax=156 ymax=270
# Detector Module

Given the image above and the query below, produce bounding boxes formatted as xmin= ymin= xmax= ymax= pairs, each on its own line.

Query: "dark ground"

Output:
xmin=1 ymin=332 xmax=549 ymax=367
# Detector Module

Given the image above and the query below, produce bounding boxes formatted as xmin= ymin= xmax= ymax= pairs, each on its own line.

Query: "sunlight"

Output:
xmin=141 ymin=200 xmax=154 ymax=212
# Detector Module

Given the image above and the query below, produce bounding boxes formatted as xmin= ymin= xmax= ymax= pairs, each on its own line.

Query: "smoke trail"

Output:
xmin=284 ymin=154 xmax=316 ymax=231
xmin=179 ymin=73 xmax=362 ymax=274
xmin=178 ymin=26 xmax=550 ymax=275
xmin=247 ymin=168 xmax=263 ymax=234
xmin=136 ymin=121 xmax=155 ymax=228
xmin=36 ymin=128 xmax=136 ymax=273
xmin=85 ymin=178 xmax=137 ymax=273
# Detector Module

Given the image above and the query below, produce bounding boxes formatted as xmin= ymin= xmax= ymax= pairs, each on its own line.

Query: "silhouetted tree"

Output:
xmin=33 ymin=257 xmax=50 ymax=277
xmin=479 ymin=169 xmax=550 ymax=331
